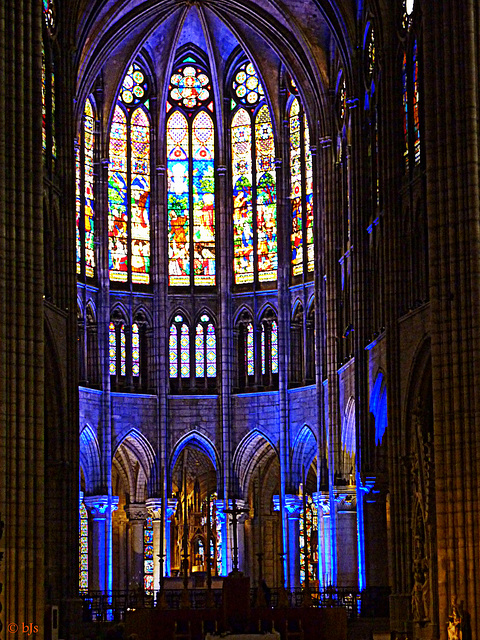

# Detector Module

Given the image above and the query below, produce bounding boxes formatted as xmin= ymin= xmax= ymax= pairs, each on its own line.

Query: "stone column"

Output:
xmin=215 ymin=501 xmax=229 ymax=575
xmin=235 ymin=501 xmax=248 ymax=574
xmin=284 ymin=495 xmax=303 ymax=589
xmin=84 ymin=496 xmax=119 ymax=592
xmin=313 ymin=491 xmax=331 ymax=588
xmin=334 ymin=489 xmax=357 ymax=587
xmin=124 ymin=504 xmax=147 ymax=590
xmin=146 ymin=498 xmax=162 ymax=591
xmin=164 ymin=499 xmax=177 ymax=577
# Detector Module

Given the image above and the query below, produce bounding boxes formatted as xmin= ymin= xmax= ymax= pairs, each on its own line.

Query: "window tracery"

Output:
xmin=231 ymin=61 xmax=277 ymax=285
xmin=108 ymin=63 xmax=151 ymax=285
xmin=167 ymin=57 xmax=215 ymax=287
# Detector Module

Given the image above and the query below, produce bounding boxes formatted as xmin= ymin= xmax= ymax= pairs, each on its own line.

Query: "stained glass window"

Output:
xmin=403 ymin=52 xmax=409 ymax=171
xmin=84 ymin=99 xmax=95 ymax=278
xmin=43 ymin=0 xmax=55 ymax=31
xmin=247 ymin=323 xmax=254 ymax=376
xmin=144 ymin=516 xmax=154 ymax=593
xmin=120 ymin=324 xmax=126 ymax=376
xmin=42 ymin=49 xmax=46 ymax=155
xmin=169 ymin=323 xmax=178 ymax=378
xmin=413 ymin=40 xmax=421 ymax=165
xmin=261 ymin=324 xmax=266 ymax=375
xmin=109 ymin=322 xmax=116 ymax=375
xmin=193 ymin=112 xmax=215 ymax=286
xmin=109 ymin=62 xmax=150 ymax=284
xmin=290 ymin=99 xmax=303 ymax=276
xmin=181 ymin=323 xmax=190 ymax=378
xmin=299 ymin=494 xmax=318 ymax=586
xmin=51 ymin=64 xmax=56 ymax=165
xmin=79 ymin=498 xmax=88 ymax=592
xmin=76 ymin=144 xmax=81 ymax=274
xmin=169 ymin=315 xmax=191 ymax=381
xmin=132 ymin=323 xmax=140 ymax=377
xmin=304 ymin=116 xmax=314 ymax=273
xmin=271 ymin=320 xmax=278 ymax=374
xmin=289 ymin=97 xmax=314 ymax=277
xmin=195 ymin=315 xmax=217 ymax=379
xmin=195 ymin=323 xmax=205 ymax=378
xmin=167 ymin=59 xmax=215 ymax=287
xmin=109 ymin=105 xmax=128 ymax=281
xmin=231 ymin=61 xmax=277 ymax=285
xmin=232 ymin=108 xmax=254 ymax=283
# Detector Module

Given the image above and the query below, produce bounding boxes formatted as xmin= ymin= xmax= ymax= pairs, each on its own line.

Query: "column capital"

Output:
xmin=284 ymin=494 xmax=303 ymax=519
xmin=166 ymin=498 xmax=178 ymax=519
xmin=146 ymin=497 xmax=162 ymax=519
xmin=124 ymin=503 xmax=147 ymax=521
xmin=312 ymin=491 xmax=330 ymax=515
xmin=84 ymin=495 xmax=119 ymax=518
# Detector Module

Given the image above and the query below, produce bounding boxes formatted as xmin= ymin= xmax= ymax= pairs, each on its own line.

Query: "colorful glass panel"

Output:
xmin=42 ymin=49 xmax=46 ymax=155
xmin=247 ymin=323 xmax=254 ymax=376
xmin=144 ymin=517 xmax=154 ymax=593
xmin=167 ymin=111 xmax=190 ymax=286
xmin=79 ymin=500 xmax=88 ymax=592
xmin=132 ymin=323 xmax=140 ymax=377
xmin=43 ymin=0 xmax=55 ymax=30
xmin=181 ymin=323 xmax=190 ymax=378
xmin=290 ymin=99 xmax=303 ymax=276
xmin=196 ymin=323 xmax=205 ymax=378
xmin=51 ymin=65 xmax=56 ymax=164
xmin=169 ymin=323 xmax=178 ymax=378
xmin=169 ymin=66 xmax=211 ymax=108
xmin=232 ymin=108 xmax=254 ymax=284
xmin=403 ymin=52 xmax=409 ymax=171
xmin=261 ymin=324 xmax=266 ymax=375
xmin=108 ymin=106 xmax=128 ymax=281
xmin=192 ymin=112 xmax=215 ymax=285
xmin=131 ymin=108 xmax=151 ymax=284
xmin=413 ymin=40 xmax=421 ymax=165
xmin=304 ymin=115 xmax=314 ymax=273
xmin=76 ymin=144 xmax=81 ymax=274
xmin=206 ymin=323 xmax=216 ymax=378
xmin=109 ymin=322 xmax=116 ymax=375
xmin=120 ymin=324 xmax=126 ymax=376
xmin=84 ymin=99 xmax=95 ymax=277
xmin=255 ymin=105 xmax=277 ymax=282
xmin=299 ymin=495 xmax=318 ymax=586
xmin=232 ymin=62 xmax=265 ymax=106
xmin=271 ymin=320 xmax=278 ymax=374
xmin=121 ymin=63 xmax=148 ymax=106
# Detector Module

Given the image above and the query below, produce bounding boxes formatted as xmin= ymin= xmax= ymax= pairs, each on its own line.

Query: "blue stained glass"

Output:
xmin=144 ymin=529 xmax=153 ymax=544
xmin=271 ymin=321 xmax=278 ymax=374
xmin=247 ymin=323 xmax=254 ymax=376
xmin=206 ymin=324 xmax=216 ymax=378
xmin=169 ymin=324 xmax=178 ymax=377
xmin=181 ymin=324 xmax=190 ymax=377
xmin=196 ymin=324 xmax=205 ymax=377
xmin=261 ymin=325 xmax=266 ymax=374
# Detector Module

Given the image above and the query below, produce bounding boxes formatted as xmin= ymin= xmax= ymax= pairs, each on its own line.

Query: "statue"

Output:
xmin=447 ymin=595 xmax=462 ymax=640
xmin=411 ymin=533 xmax=429 ymax=622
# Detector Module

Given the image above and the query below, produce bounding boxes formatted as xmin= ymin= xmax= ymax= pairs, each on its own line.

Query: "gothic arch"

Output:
xmin=291 ymin=424 xmax=317 ymax=488
xmin=233 ymin=429 xmax=278 ymax=498
xmin=169 ymin=430 xmax=220 ymax=487
xmin=80 ymin=423 xmax=102 ymax=494
xmin=113 ymin=429 xmax=156 ymax=502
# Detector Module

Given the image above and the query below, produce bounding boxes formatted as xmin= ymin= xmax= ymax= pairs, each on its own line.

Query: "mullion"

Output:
xmin=127 ymin=109 xmax=132 ymax=286
xmin=251 ymin=107 xmax=259 ymax=287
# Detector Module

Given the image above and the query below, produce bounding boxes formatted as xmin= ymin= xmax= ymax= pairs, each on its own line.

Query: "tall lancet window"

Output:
xmin=288 ymin=95 xmax=314 ymax=277
xmin=79 ymin=496 xmax=88 ymax=592
xmin=231 ymin=61 xmax=277 ymax=285
xmin=76 ymin=98 xmax=96 ymax=278
xmin=108 ymin=62 xmax=151 ymax=284
xmin=401 ymin=0 xmax=421 ymax=171
xmin=169 ymin=314 xmax=191 ymax=390
xmin=167 ymin=58 xmax=216 ymax=287
xmin=195 ymin=314 xmax=217 ymax=382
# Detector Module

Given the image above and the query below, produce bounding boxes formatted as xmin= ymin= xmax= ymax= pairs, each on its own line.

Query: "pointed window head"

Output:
xmin=232 ymin=62 xmax=265 ymax=106
xmin=169 ymin=65 xmax=211 ymax=109
xmin=120 ymin=63 xmax=149 ymax=106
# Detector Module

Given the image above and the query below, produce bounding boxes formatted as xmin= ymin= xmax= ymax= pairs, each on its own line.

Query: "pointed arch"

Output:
xmin=169 ymin=430 xmax=220 ymax=489
xmin=80 ymin=424 xmax=102 ymax=493
xmin=113 ymin=428 xmax=157 ymax=502
xmin=291 ymin=424 xmax=317 ymax=487
xmin=233 ymin=429 xmax=278 ymax=498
